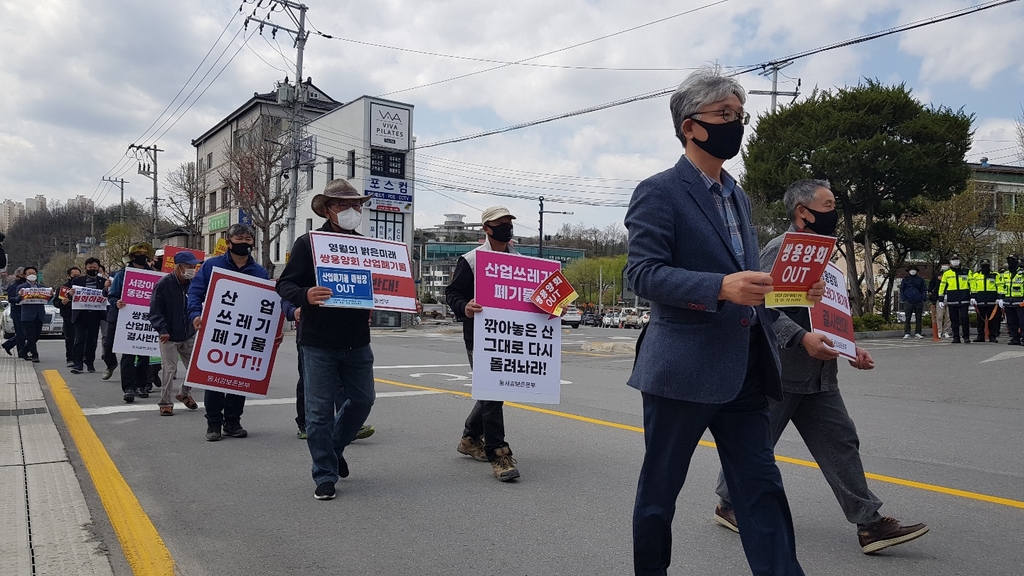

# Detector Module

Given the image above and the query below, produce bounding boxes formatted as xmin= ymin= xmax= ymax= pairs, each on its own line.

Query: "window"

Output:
xmin=209 ymin=191 xmax=217 ymax=212
xmin=370 ymin=149 xmax=405 ymax=179
xmin=306 ymin=218 xmax=313 ymax=232
xmin=326 ymin=157 xmax=334 ymax=182
xmin=274 ymin=240 xmax=280 ymax=262
xmin=198 ymin=195 xmax=206 ymax=215
xmin=348 ymin=150 xmax=356 ymax=179
xmin=208 ymin=233 xmax=216 ymax=254
xmin=198 ymin=158 xmax=204 ymax=173
xmin=305 ymin=165 xmax=314 ymax=190
xmin=207 ymin=153 xmax=213 ymax=171
xmin=221 ymin=187 xmax=229 ymax=208
xmin=369 ymin=211 xmax=404 ymax=242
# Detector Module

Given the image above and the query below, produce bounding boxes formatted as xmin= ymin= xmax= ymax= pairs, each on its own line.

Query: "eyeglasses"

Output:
xmin=327 ymin=200 xmax=364 ymax=210
xmin=690 ymin=109 xmax=751 ymax=125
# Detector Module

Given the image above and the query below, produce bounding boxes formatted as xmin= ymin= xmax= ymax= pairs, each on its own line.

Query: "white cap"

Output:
xmin=480 ymin=206 xmax=516 ymax=225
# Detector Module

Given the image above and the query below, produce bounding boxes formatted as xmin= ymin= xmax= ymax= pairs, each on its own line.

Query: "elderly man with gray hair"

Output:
xmin=625 ymin=66 xmax=817 ymax=576
xmin=710 ymin=179 xmax=929 ymax=554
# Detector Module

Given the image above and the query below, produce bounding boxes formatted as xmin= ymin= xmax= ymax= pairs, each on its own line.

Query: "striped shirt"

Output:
xmin=683 ymin=156 xmax=745 ymax=262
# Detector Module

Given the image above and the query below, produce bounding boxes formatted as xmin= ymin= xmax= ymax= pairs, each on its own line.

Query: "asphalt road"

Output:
xmin=34 ymin=324 xmax=1024 ymax=575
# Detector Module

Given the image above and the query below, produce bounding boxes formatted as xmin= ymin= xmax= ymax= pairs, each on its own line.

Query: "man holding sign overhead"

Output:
xmin=711 ymin=179 xmax=928 ymax=554
xmin=277 ymin=179 xmax=377 ymax=501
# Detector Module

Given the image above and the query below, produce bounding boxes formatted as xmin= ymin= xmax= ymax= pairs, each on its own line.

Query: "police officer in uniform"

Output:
xmin=939 ymin=253 xmax=972 ymax=344
xmin=969 ymin=259 xmax=1001 ymax=342
xmin=1001 ymin=255 xmax=1024 ymax=345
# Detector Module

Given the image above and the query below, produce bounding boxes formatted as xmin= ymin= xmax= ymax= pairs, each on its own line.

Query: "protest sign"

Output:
xmin=183 ymin=268 xmax=283 ymax=398
xmin=809 ymin=263 xmax=857 ymax=361
xmin=473 ymin=251 xmax=562 ymax=404
xmin=766 ymin=232 xmax=835 ymax=308
xmin=71 ymin=286 xmax=107 ymax=311
xmin=18 ymin=287 xmax=52 ymax=304
xmin=113 ymin=269 xmax=164 ymax=356
xmin=308 ymin=231 xmax=417 ymax=312
xmin=161 ymin=246 xmax=205 ymax=272
xmin=529 ymin=269 xmax=579 ymax=317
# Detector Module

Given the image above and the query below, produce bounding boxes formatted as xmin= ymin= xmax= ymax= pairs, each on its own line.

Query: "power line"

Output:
xmin=371 ymin=0 xmax=729 ymax=97
xmin=416 ymin=0 xmax=1021 ymax=150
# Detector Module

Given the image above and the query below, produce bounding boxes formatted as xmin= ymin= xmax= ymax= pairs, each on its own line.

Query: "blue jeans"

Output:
xmin=301 ymin=344 xmax=375 ymax=485
xmin=716 ymin=389 xmax=883 ymax=527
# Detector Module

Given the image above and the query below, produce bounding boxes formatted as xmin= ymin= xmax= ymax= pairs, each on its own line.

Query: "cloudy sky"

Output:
xmin=1 ymin=0 xmax=1022 ymax=234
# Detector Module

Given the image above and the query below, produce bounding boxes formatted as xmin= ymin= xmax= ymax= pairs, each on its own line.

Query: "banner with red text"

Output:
xmin=112 ymin=269 xmax=165 ymax=356
xmin=308 ymin=231 xmax=416 ymax=312
xmin=161 ymin=246 xmax=205 ymax=273
xmin=184 ymin=268 xmax=284 ymax=398
xmin=473 ymin=251 xmax=562 ymax=404
xmin=809 ymin=262 xmax=856 ymax=361
xmin=766 ymin=232 xmax=835 ymax=308
xmin=71 ymin=286 xmax=107 ymax=311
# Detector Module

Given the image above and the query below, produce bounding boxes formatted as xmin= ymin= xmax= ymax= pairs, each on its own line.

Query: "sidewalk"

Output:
xmin=0 ymin=354 xmax=113 ymax=575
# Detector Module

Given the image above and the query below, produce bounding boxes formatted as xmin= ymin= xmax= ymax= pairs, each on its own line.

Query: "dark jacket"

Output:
xmin=187 ymin=253 xmax=269 ymax=323
xmin=54 ymin=279 xmax=75 ymax=320
xmin=69 ymin=274 xmax=108 ymax=323
xmin=446 ymin=257 xmax=476 ymax=350
xmin=149 ymin=273 xmax=195 ymax=342
xmin=900 ymin=274 xmax=927 ymax=305
xmin=276 ymin=221 xmax=370 ymax=351
xmin=11 ymin=281 xmax=48 ymax=322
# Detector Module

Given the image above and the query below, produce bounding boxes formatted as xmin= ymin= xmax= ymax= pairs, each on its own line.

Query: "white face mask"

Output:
xmin=950 ymin=260 xmax=961 ymax=268
xmin=909 ymin=270 xmax=917 ymax=276
xmin=26 ymin=274 xmax=37 ymax=282
xmin=333 ymin=207 xmax=362 ymax=231
xmin=183 ymin=268 xmax=196 ymax=280
xmin=940 ymin=265 xmax=950 ymax=271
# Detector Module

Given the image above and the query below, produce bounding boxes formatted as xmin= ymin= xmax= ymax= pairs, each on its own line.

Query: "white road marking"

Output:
xmin=980 ymin=351 xmax=1024 ymax=363
xmin=409 ymin=372 xmax=469 ymax=381
xmin=81 ymin=390 xmax=441 ymax=416
xmin=375 ymin=364 xmax=470 ymax=369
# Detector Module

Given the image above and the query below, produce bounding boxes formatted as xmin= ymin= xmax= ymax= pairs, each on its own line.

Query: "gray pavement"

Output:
xmin=6 ymin=325 xmax=1024 ymax=575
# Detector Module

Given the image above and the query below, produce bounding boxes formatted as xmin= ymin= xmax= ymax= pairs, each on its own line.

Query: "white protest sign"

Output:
xmin=72 ymin=287 xmax=107 ymax=311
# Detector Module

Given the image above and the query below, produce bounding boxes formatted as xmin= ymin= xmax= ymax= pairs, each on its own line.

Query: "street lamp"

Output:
xmin=538 ymin=196 xmax=573 ymax=259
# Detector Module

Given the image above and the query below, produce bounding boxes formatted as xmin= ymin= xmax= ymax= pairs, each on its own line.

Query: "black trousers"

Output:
xmin=62 ymin=318 xmax=75 ymax=362
xmin=1006 ymin=305 xmax=1024 ymax=343
xmin=21 ymin=319 xmax=41 ymax=359
xmin=72 ymin=313 xmax=102 ymax=369
xmin=948 ymin=304 xmax=971 ymax=341
xmin=462 ymin=350 xmax=507 ymax=458
xmin=3 ymin=313 xmax=25 ymax=356
xmin=101 ymin=318 xmax=118 ymax=369
xmin=975 ymin=304 xmax=999 ymax=341
xmin=295 ymin=343 xmax=305 ymax=428
xmin=119 ymin=354 xmax=150 ymax=393
xmin=205 ymin=391 xmax=246 ymax=427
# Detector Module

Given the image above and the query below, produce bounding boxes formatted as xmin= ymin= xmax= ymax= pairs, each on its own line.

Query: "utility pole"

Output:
xmin=537 ymin=196 xmax=573 ymax=259
xmin=101 ymin=177 xmax=128 ymax=222
xmin=128 ymin=144 xmax=163 ymax=238
xmin=747 ymin=60 xmax=800 ymax=113
xmin=245 ymin=0 xmax=308 ymax=253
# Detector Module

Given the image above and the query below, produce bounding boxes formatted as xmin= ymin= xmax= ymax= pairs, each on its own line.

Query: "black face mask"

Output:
xmin=689 ymin=118 xmax=744 ymax=160
xmin=229 ymin=243 xmax=253 ymax=257
xmin=132 ymin=254 xmax=149 ymax=267
xmin=801 ymin=207 xmax=839 ymax=236
xmin=1008 ymin=259 xmax=1019 ymax=272
xmin=981 ymin=265 xmax=991 ymax=274
xmin=487 ymin=223 xmax=514 ymax=243
xmin=86 ymin=269 xmax=99 ymax=277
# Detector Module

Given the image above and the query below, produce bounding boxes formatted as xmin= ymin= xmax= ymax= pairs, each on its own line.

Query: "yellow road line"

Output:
xmin=43 ymin=370 xmax=176 ymax=575
xmin=376 ymin=377 xmax=1024 ymax=510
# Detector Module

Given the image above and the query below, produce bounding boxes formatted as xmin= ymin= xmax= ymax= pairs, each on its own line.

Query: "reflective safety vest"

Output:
xmin=939 ymin=268 xmax=972 ymax=304
xmin=970 ymin=271 xmax=1000 ymax=304
xmin=1007 ymin=270 xmax=1024 ymax=303
xmin=997 ymin=271 xmax=1011 ymax=296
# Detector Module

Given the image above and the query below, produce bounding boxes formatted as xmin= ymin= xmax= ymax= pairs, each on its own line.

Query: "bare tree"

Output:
xmin=219 ymin=116 xmax=290 ymax=277
xmin=165 ymin=161 xmax=206 ymax=249
xmin=1016 ymin=106 xmax=1024 ymax=165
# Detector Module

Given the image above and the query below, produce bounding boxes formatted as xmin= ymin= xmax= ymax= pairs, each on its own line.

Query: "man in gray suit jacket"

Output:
xmin=626 ymin=66 xmax=820 ymax=576
xmin=712 ymin=179 xmax=929 ymax=554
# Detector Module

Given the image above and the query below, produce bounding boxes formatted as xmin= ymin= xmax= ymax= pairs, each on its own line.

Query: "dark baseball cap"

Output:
xmin=173 ymin=251 xmax=201 ymax=265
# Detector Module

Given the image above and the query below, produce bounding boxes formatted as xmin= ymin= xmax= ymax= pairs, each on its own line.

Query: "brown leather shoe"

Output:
xmin=714 ymin=506 xmax=739 ymax=533
xmin=858 ymin=517 xmax=929 ymax=553
xmin=159 ymin=405 xmax=173 ymax=416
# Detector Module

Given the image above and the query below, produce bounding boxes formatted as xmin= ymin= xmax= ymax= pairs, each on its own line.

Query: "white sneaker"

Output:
xmin=903 ymin=334 xmax=911 ymax=339
xmin=915 ymin=334 xmax=924 ymax=339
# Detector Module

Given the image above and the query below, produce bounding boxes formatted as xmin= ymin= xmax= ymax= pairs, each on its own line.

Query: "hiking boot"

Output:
xmin=457 ymin=436 xmax=487 ymax=462
xmin=296 ymin=427 xmax=307 ymax=440
xmin=222 ymin=422 xmax=248 ymax=438
xmin=314 ymin=482 xmax=336 ymax=500
xmin=489 ymin=446 xmax=520 ymax=482
xmin=136 ymin=387 xmax=149 ymax=399
xmin=123 ymin=390 xmax=135 ymax=403
xmin=714 ymin=505 xmax=739 ymax=533
xmin=101 ymin=367 xmax=114 ymax=380
xmin=858 ymin=517 xmax=929 ymax=554
xmin=355 ymin=425 xmax=375 ymax=440
xmin=159 ymin=406 xmax=173 ymax=416
xmin=206 ymin=425 xmax=222 ymax=442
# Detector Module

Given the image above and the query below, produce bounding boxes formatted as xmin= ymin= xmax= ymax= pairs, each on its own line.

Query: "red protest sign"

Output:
xmin=161 ymin=246 xmax=205 ymax=273
xmin=184 ymin=268 xmax=284 ymax=398
xmin=529 ymin=270 xmax=578 ymax=316
xmin=766 ymin=232 xmax=835 ymax=308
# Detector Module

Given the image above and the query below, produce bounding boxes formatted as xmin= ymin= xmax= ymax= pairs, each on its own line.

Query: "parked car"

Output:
xmin=582 ymin=312 xmax=598 ymax=326
xmin=561 ymin=305 xmax=581 ymax=329
xmin=2 ymin=303 xmax=63 ymax=339
xmin=603 ymin=312 xmax=620 ymax=328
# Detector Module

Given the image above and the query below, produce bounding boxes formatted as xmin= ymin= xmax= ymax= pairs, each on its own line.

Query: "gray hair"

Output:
xmin=669 ymin=65 xmax=746 ymax=147
xmin=226 ymin=223 xmax=256 ymax=240
xmin=784 ymin=179 xmax=832 ymax=222
xmin=13 ymin=267 xmax=24 ymax=277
